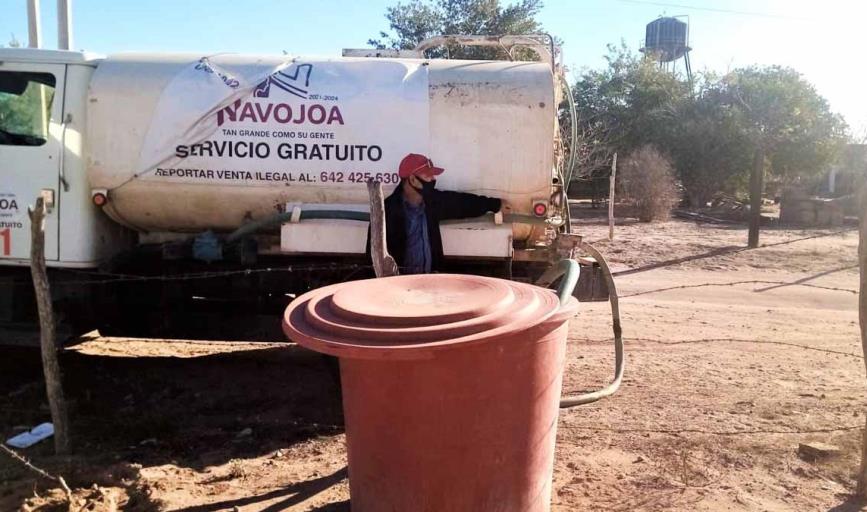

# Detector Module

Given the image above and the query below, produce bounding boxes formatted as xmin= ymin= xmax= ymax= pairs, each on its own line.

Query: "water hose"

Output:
xmin=538 ymin=258 xmax=581 ymax=305
xmin=226 ymin=209 xmax=555 ymax=243
xmin=226 ymin=210 xmax=369 ymax=243
xmin=537 ymin=244 xmax=624 ymax=408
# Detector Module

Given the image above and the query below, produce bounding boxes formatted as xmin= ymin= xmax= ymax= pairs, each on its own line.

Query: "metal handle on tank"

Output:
xmin=538 ymin=248 xmax=624 ymax=408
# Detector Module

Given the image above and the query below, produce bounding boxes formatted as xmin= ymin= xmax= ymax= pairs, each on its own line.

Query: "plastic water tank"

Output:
xmin=283 ymin=273 xmax=579 ymax=511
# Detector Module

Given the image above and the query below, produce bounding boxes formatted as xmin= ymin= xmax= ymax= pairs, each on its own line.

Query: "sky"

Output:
xmin=2 ymin=0 xmax=865 ymax=133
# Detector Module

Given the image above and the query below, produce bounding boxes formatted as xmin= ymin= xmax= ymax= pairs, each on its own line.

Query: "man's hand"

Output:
xmin=495 ymin=201 xmax=510 ymax=225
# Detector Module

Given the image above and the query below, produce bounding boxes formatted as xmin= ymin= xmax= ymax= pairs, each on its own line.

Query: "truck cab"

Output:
xmin=0 ymin=49 xmax=132 ymax=344
xmin=0 ymin=49 xmax=129 ymax=269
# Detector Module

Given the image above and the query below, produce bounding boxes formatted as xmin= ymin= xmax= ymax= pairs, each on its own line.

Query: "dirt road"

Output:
xmin=1 ymin=220 xmax=864 ymax=511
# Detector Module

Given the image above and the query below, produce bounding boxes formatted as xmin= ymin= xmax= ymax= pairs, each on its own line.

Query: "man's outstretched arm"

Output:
xmin=434 ymin=190 xmax=503 ymax=221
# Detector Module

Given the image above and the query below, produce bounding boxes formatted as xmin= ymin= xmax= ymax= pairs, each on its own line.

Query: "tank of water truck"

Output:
xmin=85 ymin=53 xmax=557 ymax=243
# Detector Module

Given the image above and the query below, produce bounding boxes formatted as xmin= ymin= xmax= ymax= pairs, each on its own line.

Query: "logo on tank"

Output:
xmin=254 ymin=63 xmax=312 ymax=99
xmin=217 ymin=63 xmax=344 ymax=127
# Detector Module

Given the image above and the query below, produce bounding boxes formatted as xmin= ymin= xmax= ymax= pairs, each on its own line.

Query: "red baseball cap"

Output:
xmin=398 ymin=153 xmax=445 ymax=179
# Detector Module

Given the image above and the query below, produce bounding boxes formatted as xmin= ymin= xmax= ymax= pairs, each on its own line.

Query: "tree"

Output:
xmin=672 ymin=67 xmax=845 ymax=212
xmin=570 ymin=49 xmax=847 ymax=215
xmin=723 ymin=66 xmax=846 ymax=180
xmin=568 ymin=44 xmax=689 ymax=178
xmin=667 ymin=77 xmax=752 ymax=207
xmin=2 ymin=34 xmax=21 ymax=48
xmin=368 ymin=0 xmax=545 ymax=60
xmin=718 ymin=66 xmax=847 ymax=246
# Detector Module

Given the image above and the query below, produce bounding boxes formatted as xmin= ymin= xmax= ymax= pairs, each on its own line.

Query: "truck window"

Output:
xmin=0 ymin=71 xmax=56 ymax=147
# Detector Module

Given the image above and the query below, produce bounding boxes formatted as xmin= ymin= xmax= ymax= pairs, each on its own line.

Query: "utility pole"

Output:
xmin=27 ymin=0 xmax=41 ymax=48
xmin=748 ymin=147 xmax=764 ymax=248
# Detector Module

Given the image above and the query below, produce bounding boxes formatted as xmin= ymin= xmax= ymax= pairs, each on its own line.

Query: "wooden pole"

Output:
xmin=856 ymin=187 xmax=867 ymax=497
xmin=28 ymin=197 xmax=70 ymax=455
xmin=367 ymin=180 xmax=399 ymax=278
xmin=748 ymin=147 xmax=764 ymax=249
xmin=608 ymin=153 xmax=617 ymax=241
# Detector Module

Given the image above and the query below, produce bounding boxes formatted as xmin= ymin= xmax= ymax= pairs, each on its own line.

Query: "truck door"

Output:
xmin=0 ymin=63 xmax=65 ymax=262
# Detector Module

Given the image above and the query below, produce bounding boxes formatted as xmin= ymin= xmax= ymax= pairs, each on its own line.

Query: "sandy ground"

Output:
xmin=1 ymin=217 xmax=865 ymax=511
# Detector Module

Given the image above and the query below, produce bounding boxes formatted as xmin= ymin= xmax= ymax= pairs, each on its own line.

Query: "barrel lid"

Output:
xmin=283 ymin=274 xmax=576 ymax=360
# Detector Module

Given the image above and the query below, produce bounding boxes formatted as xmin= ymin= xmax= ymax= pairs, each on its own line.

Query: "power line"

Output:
xmin=612 ymin=0 xmax=809 ymax=21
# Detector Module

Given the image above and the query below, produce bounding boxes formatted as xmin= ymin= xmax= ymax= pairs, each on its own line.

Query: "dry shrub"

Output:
xmin=227 ymin=459 xmax=248 ymax=480
xmin=619 ymin=145 xmax=680 ymax=222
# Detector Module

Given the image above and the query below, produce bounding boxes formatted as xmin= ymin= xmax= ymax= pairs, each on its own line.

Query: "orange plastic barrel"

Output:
xmin=283 ymin=273 xmax=578 ymax=512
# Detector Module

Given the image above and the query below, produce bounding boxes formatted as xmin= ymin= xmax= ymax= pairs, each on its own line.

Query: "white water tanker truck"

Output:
xmin=0 ymin=35 xmax=584 ymax=342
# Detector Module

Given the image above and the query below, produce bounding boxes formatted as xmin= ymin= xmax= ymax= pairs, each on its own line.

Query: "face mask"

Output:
xmin=421 ymin=179 xmax=437 ymax=195
xmin=411 ymin=178 xmax=437 ymax=196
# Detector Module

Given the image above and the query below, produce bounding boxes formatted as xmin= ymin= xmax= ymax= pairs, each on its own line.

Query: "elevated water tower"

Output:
xmin=640 ymin=16 xmax=692 ymax=83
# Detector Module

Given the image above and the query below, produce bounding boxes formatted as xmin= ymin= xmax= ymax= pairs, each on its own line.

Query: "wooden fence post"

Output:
xmin=28 ymin=196 xmax=70 ymax=455
xmin=748 ymin=147 xmax=764 ymax=249
xmin=367 ymin=180 xmax=399 ymax=278
xmin=608 ymin=153 xmax=617 ymax=241
xmin=856 ymin=187 xmax=867 ymax=497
